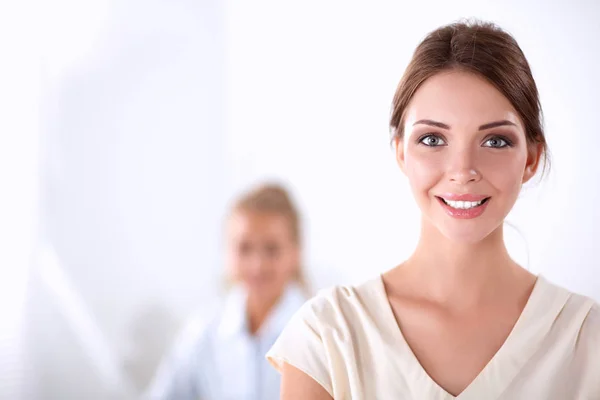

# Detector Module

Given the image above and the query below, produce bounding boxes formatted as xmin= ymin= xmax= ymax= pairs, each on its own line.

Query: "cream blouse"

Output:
xmin=267 ymin=275 xmax=600 ymax=399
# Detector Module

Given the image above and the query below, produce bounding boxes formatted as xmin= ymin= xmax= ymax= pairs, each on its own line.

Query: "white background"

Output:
xmin=2 ymin=0 xmax=598 ymax=398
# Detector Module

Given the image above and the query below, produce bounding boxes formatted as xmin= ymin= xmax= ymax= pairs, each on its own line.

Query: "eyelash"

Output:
xmin=417 ymin=133 xmax=447 ymax=147
xmin=417 ymin=133 xmax=514 ymax=148
xmin=483 ymin=135 xmax=513 ymax=148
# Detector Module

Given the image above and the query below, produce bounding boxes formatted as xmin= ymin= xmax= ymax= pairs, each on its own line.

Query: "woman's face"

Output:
xmin=395 ymin=70 xmax=540 ymax=243
xmin=226 ymin=210 xmax=299 ymax=299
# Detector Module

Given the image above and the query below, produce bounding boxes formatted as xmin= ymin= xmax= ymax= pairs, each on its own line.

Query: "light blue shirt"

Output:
xmin=146 ymin=284 xmax=307 ymax=400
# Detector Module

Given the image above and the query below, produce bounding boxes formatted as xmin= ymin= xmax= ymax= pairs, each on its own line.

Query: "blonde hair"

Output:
xmin=228 ymin=183 xmax=310 ymax=294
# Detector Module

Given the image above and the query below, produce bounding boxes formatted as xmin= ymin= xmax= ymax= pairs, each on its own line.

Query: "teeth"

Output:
xmin=443 ymin=198 xmax=485 ymax=209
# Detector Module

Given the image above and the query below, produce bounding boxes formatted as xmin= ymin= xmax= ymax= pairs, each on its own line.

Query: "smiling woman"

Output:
xmin=397 ymin=70 xmax=538 ymax=243
xmin=266 ymin=20 xmax=600 ymax=400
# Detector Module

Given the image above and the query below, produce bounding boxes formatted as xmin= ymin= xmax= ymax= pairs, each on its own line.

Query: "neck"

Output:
xmin=246 ymin=287 xmax=284 ymax=335
xmin=402 ymin=220 xmax=526 ymax=308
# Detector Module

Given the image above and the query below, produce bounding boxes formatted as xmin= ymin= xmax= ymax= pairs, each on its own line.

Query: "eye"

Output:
xmin=419 ymin=134 xmax=447 ymax=147
xmin=238 ymin=242 xmax=252 ymax=256
xmin=265 ymin=243 xmax=281 ymax=258
xmin=483 ymin=136 xmax=510 ymax=148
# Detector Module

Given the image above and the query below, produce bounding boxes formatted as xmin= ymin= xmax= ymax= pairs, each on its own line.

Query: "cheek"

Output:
xmin=277 ymin=250 xmax=299 ymax=278
xmin=274 ymin=252 xmax=294 ymax=274
xmin=405 ymin=151 xmax=444 ymax=194
xmin=481 ymin=153 xmax=527 ymax=198
xmin=227 ymin=255 xmax=243 ymax=277
xmin=226 ymin=249 xmax=248 ymax=275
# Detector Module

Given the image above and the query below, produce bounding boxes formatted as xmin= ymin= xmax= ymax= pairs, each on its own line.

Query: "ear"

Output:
xmin=393 ymin=136 xmax=406 ymax=175
xmin=522 ymin=143 xmax=543 ymax=184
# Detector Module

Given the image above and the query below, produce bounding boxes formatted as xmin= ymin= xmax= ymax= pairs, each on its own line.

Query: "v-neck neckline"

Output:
xmin=374 ymin=274 xmax=571 ymax=400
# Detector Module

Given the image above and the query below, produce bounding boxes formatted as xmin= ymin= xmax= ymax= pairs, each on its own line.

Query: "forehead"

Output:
xmin=228 ymin=211 xmax=290 ymax=238
xmin=404 ymin=70 xmax=522 ymax=130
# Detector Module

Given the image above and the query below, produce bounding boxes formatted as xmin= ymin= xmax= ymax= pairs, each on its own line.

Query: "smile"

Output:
xmin=439 ymin=197 xmax=490 ymax=210
xmin=435 ymin=196 xmax=491 ymax=219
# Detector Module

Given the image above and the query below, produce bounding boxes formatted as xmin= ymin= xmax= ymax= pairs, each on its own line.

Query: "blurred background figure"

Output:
xmin=146 ymin=183 xmax=309 ymax=400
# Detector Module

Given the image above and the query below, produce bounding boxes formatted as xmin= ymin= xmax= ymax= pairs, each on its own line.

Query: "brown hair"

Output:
xmin=230 ymin=183 xmax=309 ymax=293
xmin=390 ymin=20 xmax=548 ymax=170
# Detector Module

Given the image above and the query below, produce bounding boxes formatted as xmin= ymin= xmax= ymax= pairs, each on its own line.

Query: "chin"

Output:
xmin=436 ymin=221 xmax=502 ymax=245
xmin=440 ymin=229 xmax=492 ymax=244
xmin=247 ymin=281 xmax=278 ymax=296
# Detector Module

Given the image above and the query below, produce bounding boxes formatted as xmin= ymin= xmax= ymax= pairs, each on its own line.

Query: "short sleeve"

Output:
xmin=266 ymin=296 xmax=334 ymax=397
xmin=573 ymin=301 xmax=600 ymax=398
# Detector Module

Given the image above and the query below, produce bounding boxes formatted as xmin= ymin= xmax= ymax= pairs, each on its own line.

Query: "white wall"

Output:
xmin=35 ymin=0 xmax=228 ymax=398
xmin=28 ymin=0 xmax=600 ymax=398
xmin=0 ymin=2 xmax=39 ymax=398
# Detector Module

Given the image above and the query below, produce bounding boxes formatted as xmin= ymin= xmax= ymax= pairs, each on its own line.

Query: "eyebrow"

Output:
xmin=478 ymin=120 xmax=517 ymax=130
xmin=413 ymin=119 xmax=450 ymax=129
xmin=413 ymin=119 xmax=517 ymax=130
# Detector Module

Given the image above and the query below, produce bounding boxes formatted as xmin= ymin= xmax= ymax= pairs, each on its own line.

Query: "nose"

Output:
xmin=248 ymin=253 xmax=267 ymax=273
xmin=447 ymin=147 xmax=482 ymax=185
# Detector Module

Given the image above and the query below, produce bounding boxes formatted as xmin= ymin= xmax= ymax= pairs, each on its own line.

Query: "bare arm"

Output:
xmin=280 ymin=362 xmax=333 ymax=400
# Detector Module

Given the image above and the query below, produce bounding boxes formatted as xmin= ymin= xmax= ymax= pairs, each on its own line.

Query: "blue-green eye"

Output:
xmin=419 ymin=135 xmax=447 ymax=147
xmin=483 ymin=137 xmax=510 ymax=148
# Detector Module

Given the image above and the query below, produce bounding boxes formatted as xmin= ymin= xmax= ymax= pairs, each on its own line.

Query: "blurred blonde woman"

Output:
xmin=148 ymin=183 xmax=309 ymax=400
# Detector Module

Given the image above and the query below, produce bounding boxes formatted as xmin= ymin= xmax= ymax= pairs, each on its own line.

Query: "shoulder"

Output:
xmin=168 ymin=289 xmax=243 ymax=356
xmin=564 ymin=294 xmax=600 ymax=383
xmin=292 ymin=276 xmax=385 ymax=334
xmin=554 ymin=280 xmax=600 ymax=332
xmin=585 ymin=301 xmax=600 ymax=326
xmin=146 ymin=311 xmax=221 ymax=398
xmin=304 ymin=276 xmax=382 ymax=311
xmin=548 ymin=279 xmax=600 ymax=352
xmin=578 ymin=300 xmax=600 ymax=347
xmin=267 ymin=277 xmax=385 ymax=396
xmin=167 ymin=310 xmax=220 ymax=359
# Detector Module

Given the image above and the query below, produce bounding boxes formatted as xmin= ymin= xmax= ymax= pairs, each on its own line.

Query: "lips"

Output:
xmin=440 ymin=197 xmax=489 ymax=209
xmin=436 ymin=195 xmax=491 ymax=219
